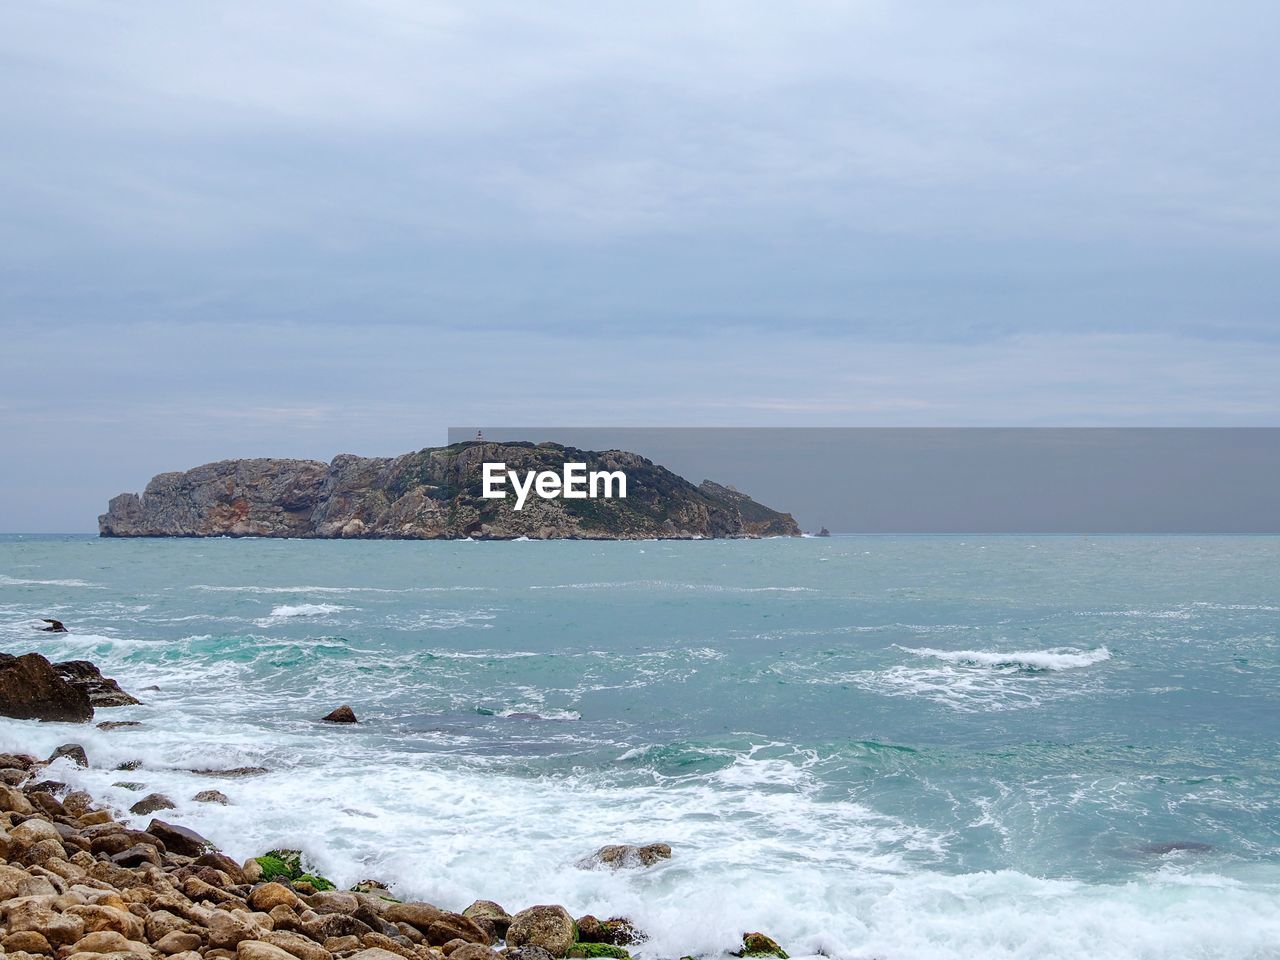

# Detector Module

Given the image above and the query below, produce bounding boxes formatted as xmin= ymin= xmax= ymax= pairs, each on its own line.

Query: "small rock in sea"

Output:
xmin=735 ymin=933 xmax=789 ymax=959
xmin=40 ymin=618 xmax=68 ymax=632
xmin=192 ymin=789 xmax=230 ymax=804
xmin=116 ymin=759 xmax=143 ymax=770
xmin=129 ymin=792 xmax=176 ymax=815
xmin=98 ymin=720 xmax=143 ymax=730
xmin=322 ymin=705 xmax=358 ymax=723
xmin=48 ymin=742 xmax=89 ymax=767
xmin=577 ymin=842 xmax=672 ymax=870
xmin=350 ymin=878 xmax=395 ymax=895
xmin=112 ymin=780 xmax=145 ymax=790
xmin=505 ymin=905 xmax=577 ymax=958
xmin=1140 ymin=840 xmax=1213 ymax=855
xmin=190 ymin=765 xmax=269 ymax=778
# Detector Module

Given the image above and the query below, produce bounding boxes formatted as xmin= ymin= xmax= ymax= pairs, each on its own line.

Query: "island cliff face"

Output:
xmin=99 ymin=442 xmax=801 ymax=540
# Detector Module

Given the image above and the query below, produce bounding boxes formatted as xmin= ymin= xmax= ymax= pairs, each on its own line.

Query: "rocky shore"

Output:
xmin=0 ymin=657 xmax=791 ymax=960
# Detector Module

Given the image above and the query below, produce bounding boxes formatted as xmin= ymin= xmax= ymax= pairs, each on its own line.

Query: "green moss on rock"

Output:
xmin=253 ymin=848 xmax=334 ymax=891
xmin=566 ymin=945 xmax=631 ymax=959
xmin=735 ymin=933 xmax=788 ymax=959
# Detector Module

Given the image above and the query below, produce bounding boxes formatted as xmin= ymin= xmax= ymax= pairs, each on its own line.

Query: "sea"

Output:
xmin=1 ymin=534 xmax=1278 ymax=959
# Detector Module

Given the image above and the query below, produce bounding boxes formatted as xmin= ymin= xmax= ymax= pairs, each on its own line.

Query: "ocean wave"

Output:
xmin=0 ymin=575 xmax=101 ymax=588
xmin=495 ymin=707 xmax=582 ymax=721
xmin=897 ymin=645 xmax=1112 ymax=671
xmin=261 ymin=603 xmax=352 ymax=620
xmin=528 ymin=580 xmax=816 ymax=593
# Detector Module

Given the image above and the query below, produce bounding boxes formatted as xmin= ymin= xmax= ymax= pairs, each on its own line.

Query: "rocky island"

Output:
xmin=99 ymin=442 xmax=799 ymax=540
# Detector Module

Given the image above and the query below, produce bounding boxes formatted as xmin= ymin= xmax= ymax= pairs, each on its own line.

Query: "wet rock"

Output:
xmin=448 ymin=946 xmax=502 ymax=960
xmin=505 ymin=906 xmax=576 ymax=958
xmin=383 ymin=902 xmax=446 ymax=932
xmin=462 ymin=901 xmax=512 ymax=939
xmin=196 ymin=851 xmax=248 ymax=883
xmin=0 ymin=653 xmax=93 ymax=722
xmin=505 ymin=947 xmax=555 ymax=960
xmin=130 ymin=792 xmax=176 ymax=815
xmin=98 ymin=720 xmax=143 ymax=730
xmin=577 ymin=843 xmax=671 ymax=870
xmin=566 ymin=946 xmax=631 ymax=959
xmin=113 ymin=781 xmax=145 ymax=790
xmin=310 ymin=890 xmax=360 ymax=914
xmin=147 ymin=819 xmax=215 ymax=857
xmin=1140 ymin=840 xmax=1213 ymax=855
xmin=53 ymin=660 xmax=142 ymax=707
xmin=29 ymin=789 xmax=67 ymax=817
xmin=27 ymin=778 xmax=68 ymax=794
xmin=112 ymin=842 xmax=163 ymax=867
xmin=192 ymin=766 xmax=269 ymax=778
xmin=576 ymin=917 xmax=641 ymax=946
xmin=117 ymin=759 xmax=143 ymax=771
xmin=735 ymin=933 xmax=788 ymax=959
xmin=425 ymin=914 xmax=491 ymax=947
xmin=41 ymin=618 xmax=69 ymax=632
xmin=194 ymin=789 xmax=231 ymax=804
xmin=303 ymin=913 xmax=372 ymax=942
xmin=322 ymin=705 xmax=358 ymax=723
xmin=0 ymin=751 xmax=37 ymax=768
xmin=346 ymin=949 xmax=407 ymax=960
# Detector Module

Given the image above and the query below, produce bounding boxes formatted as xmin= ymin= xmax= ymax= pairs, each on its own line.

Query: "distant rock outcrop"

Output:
xmin=99 ymin=441 xmax=800 ymax=540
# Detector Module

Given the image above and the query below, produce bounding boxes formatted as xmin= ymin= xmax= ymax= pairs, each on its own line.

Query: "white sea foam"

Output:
xmin=496 ymin=707 xmax=582 ymax=720
xmin=898 ymin=645 xmax=1112 ymax=671
xmin=5 ymin=715 xmax=1274 ymax=960
xmin=0 ymin=575 xmax=100 ymax=588
xmin=261 ymin=603 xmax=351 ymax=620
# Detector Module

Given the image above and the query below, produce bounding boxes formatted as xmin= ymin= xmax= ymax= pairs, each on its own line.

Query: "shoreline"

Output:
xmin=0 ymin=656 xmax=790 ymax=960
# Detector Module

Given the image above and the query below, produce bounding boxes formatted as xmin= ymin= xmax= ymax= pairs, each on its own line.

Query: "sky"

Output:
xmin=1 ymin=1 xmax=1278 ymax=530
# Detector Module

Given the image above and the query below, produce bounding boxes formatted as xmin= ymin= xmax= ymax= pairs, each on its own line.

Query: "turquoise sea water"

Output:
xmin=2 ymin=534 xmax=1279 ymax=958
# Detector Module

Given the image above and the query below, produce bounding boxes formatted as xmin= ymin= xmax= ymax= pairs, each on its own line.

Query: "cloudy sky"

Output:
xmin=2 ymin=1 xmax=1278 ymax=530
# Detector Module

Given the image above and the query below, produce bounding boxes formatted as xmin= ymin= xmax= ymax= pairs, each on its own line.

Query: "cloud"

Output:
xmin=1 ymin=1 xmax=1278 ymax=528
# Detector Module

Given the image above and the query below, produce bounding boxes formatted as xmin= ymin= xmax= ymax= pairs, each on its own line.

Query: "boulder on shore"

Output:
xmin=505 ymin=905 xmax=576 ymax=958
xmin=0 ymin=652 xmax=93 ymax=722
